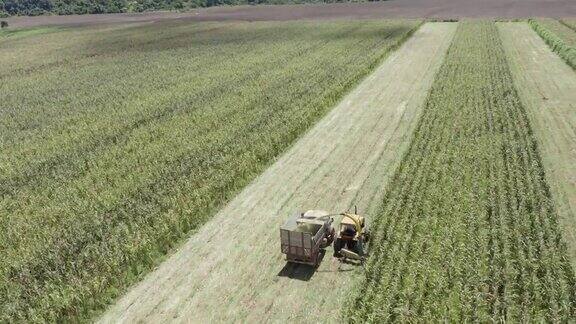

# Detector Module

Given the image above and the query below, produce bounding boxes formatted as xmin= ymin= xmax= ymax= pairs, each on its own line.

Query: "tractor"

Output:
xmin=333 ymin=207 xmax=369 ymax=264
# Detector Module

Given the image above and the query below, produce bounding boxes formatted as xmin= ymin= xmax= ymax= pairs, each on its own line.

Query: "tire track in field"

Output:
xmin=498 ymin=22 xmax=576 ymax=268
xmin=98 ymin=22 xmax=457 ymax=323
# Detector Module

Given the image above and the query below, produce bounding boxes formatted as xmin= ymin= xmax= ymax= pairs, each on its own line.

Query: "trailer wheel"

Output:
xmin=333 ymin=237 xmax=342 ymax=257
xmin=322 ymin=227 xmax=335 ymax=248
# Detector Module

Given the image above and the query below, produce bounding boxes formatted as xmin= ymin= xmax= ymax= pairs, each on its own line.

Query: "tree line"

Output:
xmin=0 ymin=0 xmax=358 ymax=17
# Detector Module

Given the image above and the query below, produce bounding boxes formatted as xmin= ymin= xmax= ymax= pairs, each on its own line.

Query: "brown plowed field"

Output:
xmin=6 ymin=0 xmax=576 ymax=28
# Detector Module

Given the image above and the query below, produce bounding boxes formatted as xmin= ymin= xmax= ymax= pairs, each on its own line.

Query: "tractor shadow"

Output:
xmin=277 ymin=250 xmax=326 ymax=281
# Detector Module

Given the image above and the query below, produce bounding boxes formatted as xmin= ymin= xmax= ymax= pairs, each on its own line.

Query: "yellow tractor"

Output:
xmin=333 ymin=207 xmax=369 ymax=263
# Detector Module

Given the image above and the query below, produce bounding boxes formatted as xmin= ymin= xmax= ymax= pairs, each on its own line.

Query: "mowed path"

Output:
xmin=99 ymin=23 xmax=457 ymax=323
xmin=499 ymin=23 xmax=576 ymax=267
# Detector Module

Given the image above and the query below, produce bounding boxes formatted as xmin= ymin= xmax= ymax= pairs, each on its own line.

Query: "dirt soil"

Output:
xmin=97 ymin=22 xmax=457 ymax=323
xmin=499 ymin=22 xmax=576 ymax=269
xmin=7 ymin=0 xmax=576 ymax=28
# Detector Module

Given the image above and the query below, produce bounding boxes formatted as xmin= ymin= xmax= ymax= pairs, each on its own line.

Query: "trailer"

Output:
xmin=280 ymin=210 xmax=335 ymax=267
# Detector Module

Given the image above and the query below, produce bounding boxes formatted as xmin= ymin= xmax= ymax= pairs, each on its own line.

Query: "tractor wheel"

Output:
xmin=346 ymin=239 xmax=357 ymax=252
xmin=364 ymin=230 xmax=371 ymax=243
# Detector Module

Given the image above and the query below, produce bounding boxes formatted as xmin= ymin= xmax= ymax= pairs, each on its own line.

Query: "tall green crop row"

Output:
xmin=534 ymin=18 xmax=576 ymax=47
xmin=529 ymin=19 xmax=576 ymax=69
xmin=0 ymin=20 xmax=421 ymax=322
xmin=348 ymin=21 xmax=576 ymax=322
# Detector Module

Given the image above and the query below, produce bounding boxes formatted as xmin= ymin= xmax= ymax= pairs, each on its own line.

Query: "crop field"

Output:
xmin=2 ymin=16 xmax=576 ymax=324
xmin=0 ymin=19 xmax=421 ymax=322
xmin=348 ymin=21 xmax=576 ymax=322
xmin=0 ymin=26 xmax=60 ymax=40
xmin=99 ymin=22 xmax=457 ymax=323
xmin=499 ymin=21 xmax=576 ymax=270
xmin=535 ymin=19 xmax=576 ymax=46
xmin=529 ymin=19 xmax=576 ymax=68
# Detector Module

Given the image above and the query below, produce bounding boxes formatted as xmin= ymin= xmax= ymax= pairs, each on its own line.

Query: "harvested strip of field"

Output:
xmin=98 ymin=22 xmax=457 ymax=323
xmin=536 ymin=19 xmax=576 ymax=47
xmin=0 ymin=19 xmax=422 ymax=322
xmin=499 ymin=22 xmax=576 ymax=268
xmin=349 ymin=21 xmax=576 ymax=322
xmin=529 ymin=19 xmax=576 ymax=68
xmin=560 ymin=19 xmax=576 ymax=31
